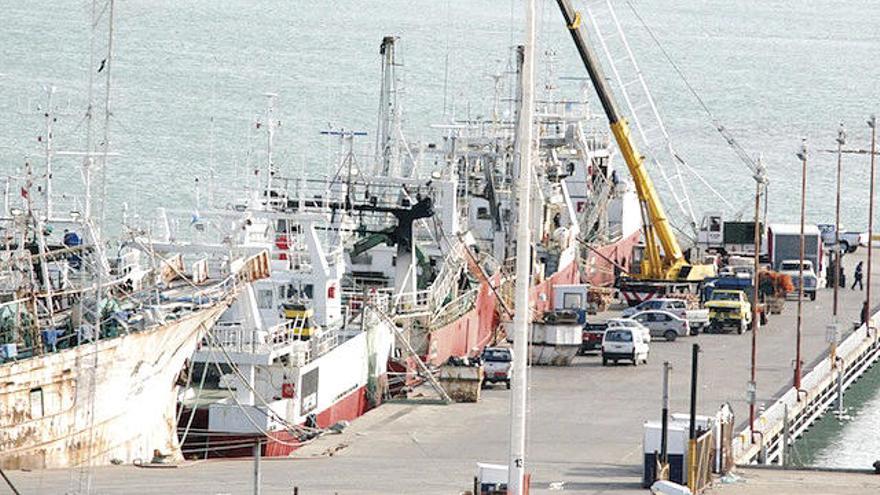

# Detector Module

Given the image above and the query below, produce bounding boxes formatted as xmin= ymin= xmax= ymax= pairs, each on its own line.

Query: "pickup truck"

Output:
xmin=818 ymin=224 xmax=867 ymax=254
xmin=480 ymin=347 xmax=512 ymax=389
xmin=621 ymin=298 xmax=708 ymax=334
xmin=580 ymin=322 xmax=607 ymax=354
xmin=706 ymin=290 xmax=752 ymax=334
xmin=779 ymin=259 xmax=818 ymax=301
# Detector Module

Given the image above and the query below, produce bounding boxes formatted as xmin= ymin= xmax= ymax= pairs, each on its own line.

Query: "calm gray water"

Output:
xmin=3 ymin=0 xmax=880 ymax=468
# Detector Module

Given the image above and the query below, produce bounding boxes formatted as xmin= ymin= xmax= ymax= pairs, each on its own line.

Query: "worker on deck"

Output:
xmin=852 ymin=261 xmax=864 ymax=291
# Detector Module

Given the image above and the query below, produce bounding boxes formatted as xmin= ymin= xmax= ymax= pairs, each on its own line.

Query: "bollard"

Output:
xmin=253 ymin=441 xmax=262 ymax=495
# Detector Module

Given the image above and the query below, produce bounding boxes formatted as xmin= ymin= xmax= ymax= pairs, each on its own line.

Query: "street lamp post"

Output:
xmin=794 ymin=140 xmax=808 ymax=391
xmin=832 ymin=124 xmax=845 ymax=366
xmin=749 ymin=158 xmax=766 ymax=440
xmin=867 ymin=115 xmax=877 ymax=335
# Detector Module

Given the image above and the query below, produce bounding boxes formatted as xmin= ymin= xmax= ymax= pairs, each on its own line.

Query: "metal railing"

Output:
xmin=431 ymin=288 xmax=478 ymax=328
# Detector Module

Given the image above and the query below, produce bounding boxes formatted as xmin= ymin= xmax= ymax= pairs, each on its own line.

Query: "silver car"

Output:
xmin=628 ymin=310 xmax=689 ymax=342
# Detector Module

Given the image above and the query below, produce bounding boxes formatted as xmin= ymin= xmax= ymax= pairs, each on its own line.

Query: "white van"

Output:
xmin=601 ymin=322 xmax=650 ymax=366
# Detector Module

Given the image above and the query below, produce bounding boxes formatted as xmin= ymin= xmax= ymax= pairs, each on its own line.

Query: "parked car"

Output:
xmin=778 ymin=259 xmax=818 ymax=301
xmin=580 ymin=322 xmax=607 ymax=354
xmin=629 ymin=310 xmax=690 ymax=342
xmin=621 ymin=298 xmax=708 ymax=333
xmin=481 ymin=347 xmax=512 ymax=389
xmin=818 ymin=224 xmax=866 ymax=253
xmin=601 ymin=320 xmax=650 ymax=366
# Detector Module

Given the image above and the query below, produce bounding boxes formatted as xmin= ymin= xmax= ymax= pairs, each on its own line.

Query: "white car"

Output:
xmin=621 ymin=299 xmax=708 ymax=332
xmin=601 ymin=320 xmax=650 ymax=366
xmin=629 ymin=310 xmax=690 ymax=342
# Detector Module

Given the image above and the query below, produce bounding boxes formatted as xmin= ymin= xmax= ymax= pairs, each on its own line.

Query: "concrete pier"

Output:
xmin=8 ymin=254 xmax=880 ymax=494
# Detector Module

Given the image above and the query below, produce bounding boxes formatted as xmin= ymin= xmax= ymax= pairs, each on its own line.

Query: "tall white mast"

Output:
xmin=263 ymin=92 xmax=279 ymax=198
xmin=375 ymin=36 xmax=401 ymax=177
xmin=43 ymin=85 xmax=56 ymax=219
xmin=507 ymin=0 xmax=537 ymax=492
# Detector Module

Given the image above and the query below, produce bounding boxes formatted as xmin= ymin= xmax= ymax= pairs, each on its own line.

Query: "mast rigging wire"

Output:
xmin=624 ymin=0 xmax=760 ymax=181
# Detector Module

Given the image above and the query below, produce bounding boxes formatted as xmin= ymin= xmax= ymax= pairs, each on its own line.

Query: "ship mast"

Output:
xmin=507 ymin=0 xmax=537 ymax=492
xmin=375 ymin=36 xmax=399 ymax=177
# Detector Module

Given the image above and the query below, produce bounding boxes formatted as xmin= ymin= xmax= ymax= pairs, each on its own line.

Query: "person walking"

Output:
xmin=852 ymin=261 xmax=864 ymax=290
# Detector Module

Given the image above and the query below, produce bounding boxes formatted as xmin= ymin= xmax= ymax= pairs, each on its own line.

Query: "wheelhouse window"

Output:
xmin=562 ymin=293 xmax=582 ymax=309
xmin=257 ymin=289 xmax=274 ymax=309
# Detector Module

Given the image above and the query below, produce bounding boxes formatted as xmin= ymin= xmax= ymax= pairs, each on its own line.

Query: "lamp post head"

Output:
xmin=837 ymin=123 xmax=846 ymax=146
xmin=869 ymin=115 xmax=877 ymax=129
xmin=795 ymin=139 xmax=808 ymax=162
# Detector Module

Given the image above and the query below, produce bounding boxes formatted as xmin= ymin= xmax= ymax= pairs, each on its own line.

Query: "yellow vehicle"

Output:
xmin=705 ymin=290 xmax=752 ymax=334
xmin=281 ymin=302 xmax=316 ymax=338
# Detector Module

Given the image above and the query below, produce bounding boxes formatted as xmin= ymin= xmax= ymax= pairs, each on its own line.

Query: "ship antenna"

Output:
xmin=71 ymin=1 xmax=117 ymax=492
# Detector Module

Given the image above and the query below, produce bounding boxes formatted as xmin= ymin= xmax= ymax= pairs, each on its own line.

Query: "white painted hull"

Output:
xmin=0 ymin=304 xmax=227 ymax=470
xmin=188 ymin=316 xmax=395 ymax=457
xmin=529 ymin=322 xmax=581 ymax=366
xmin=529 ymin=344 xmax=581 ymax=366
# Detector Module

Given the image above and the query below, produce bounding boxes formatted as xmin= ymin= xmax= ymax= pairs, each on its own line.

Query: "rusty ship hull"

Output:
xmin=0 ymin=304 xmax=228 ymax=470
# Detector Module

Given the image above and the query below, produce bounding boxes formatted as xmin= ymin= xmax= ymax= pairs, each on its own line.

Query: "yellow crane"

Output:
xmin=554 ymin=0 xmax=714 ymax=281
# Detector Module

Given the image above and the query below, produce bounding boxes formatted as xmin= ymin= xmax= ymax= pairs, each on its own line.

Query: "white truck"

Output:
xmin=779 ymin=259 xmax=819 ymax=301
xmin=480 ymin=347 xmax=512 ymax=389
xmin=767 ymin=223 xmax=824 ymax=288
xmin=621 ymin=298 xmax=709 ymax=333
xmin=697 ymin=213 xmax=760 ymax=255
xmin=818 ymin=224 xmax=867 ymax=254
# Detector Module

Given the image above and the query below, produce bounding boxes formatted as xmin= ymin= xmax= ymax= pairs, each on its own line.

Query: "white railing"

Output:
xmin=208 ymin=316 xmax=311 ymax=355
xmin=427 ymin=241 xmax=467 ymax=309
xmin=341 ymin=288 xmax=393 ymax=317
xmin=392 ymin=289 xmax=433 ymax=317
xmin=431 ymin=288 xmax=478 ymax=328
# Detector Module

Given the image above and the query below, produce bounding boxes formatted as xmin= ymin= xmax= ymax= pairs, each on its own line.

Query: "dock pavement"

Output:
xmin=8 ymin=253 xmax=880 ymax=494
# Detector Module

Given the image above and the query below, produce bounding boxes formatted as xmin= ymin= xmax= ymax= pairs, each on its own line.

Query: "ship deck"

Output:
xmin=8 ymin=253 xmax=880 ymax=494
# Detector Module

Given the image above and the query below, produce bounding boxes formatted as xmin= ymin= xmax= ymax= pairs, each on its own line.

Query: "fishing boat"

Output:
xmin=0 ymin=117 xmax=269 ymax=470
xmin=0 ymin=2 xmax=269 ymax=470
xmin=154 ymin=35 xmax=644 ymax=457
xmin=143 ymin=199 xmax=396 ymax=457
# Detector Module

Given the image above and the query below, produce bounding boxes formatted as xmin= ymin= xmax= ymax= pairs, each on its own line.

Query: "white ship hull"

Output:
xmin=0 ymin=304 xmax=227 ymax=470
xmin=183 ymin=315 xmax=395 ymax=457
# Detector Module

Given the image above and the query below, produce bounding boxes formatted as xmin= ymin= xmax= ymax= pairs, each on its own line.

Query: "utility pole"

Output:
xmin=832 ymin=123 xmax=845 ymax=366
xmin=749 ymin=158 xmax=766 ymax=440
xmin=507 ymin=0 xmax=537 ymax=491
xmin=867 ymin=115 xmax=877 ymax=336
xmin=794 ymin=140 xmax=808 ymax=391
xmin=687 ymin=343 xmax=700 ymax=490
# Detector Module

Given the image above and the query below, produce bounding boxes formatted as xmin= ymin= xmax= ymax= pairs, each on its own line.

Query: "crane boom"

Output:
xmin=554 ymin=0 xmax=690 ymax=279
